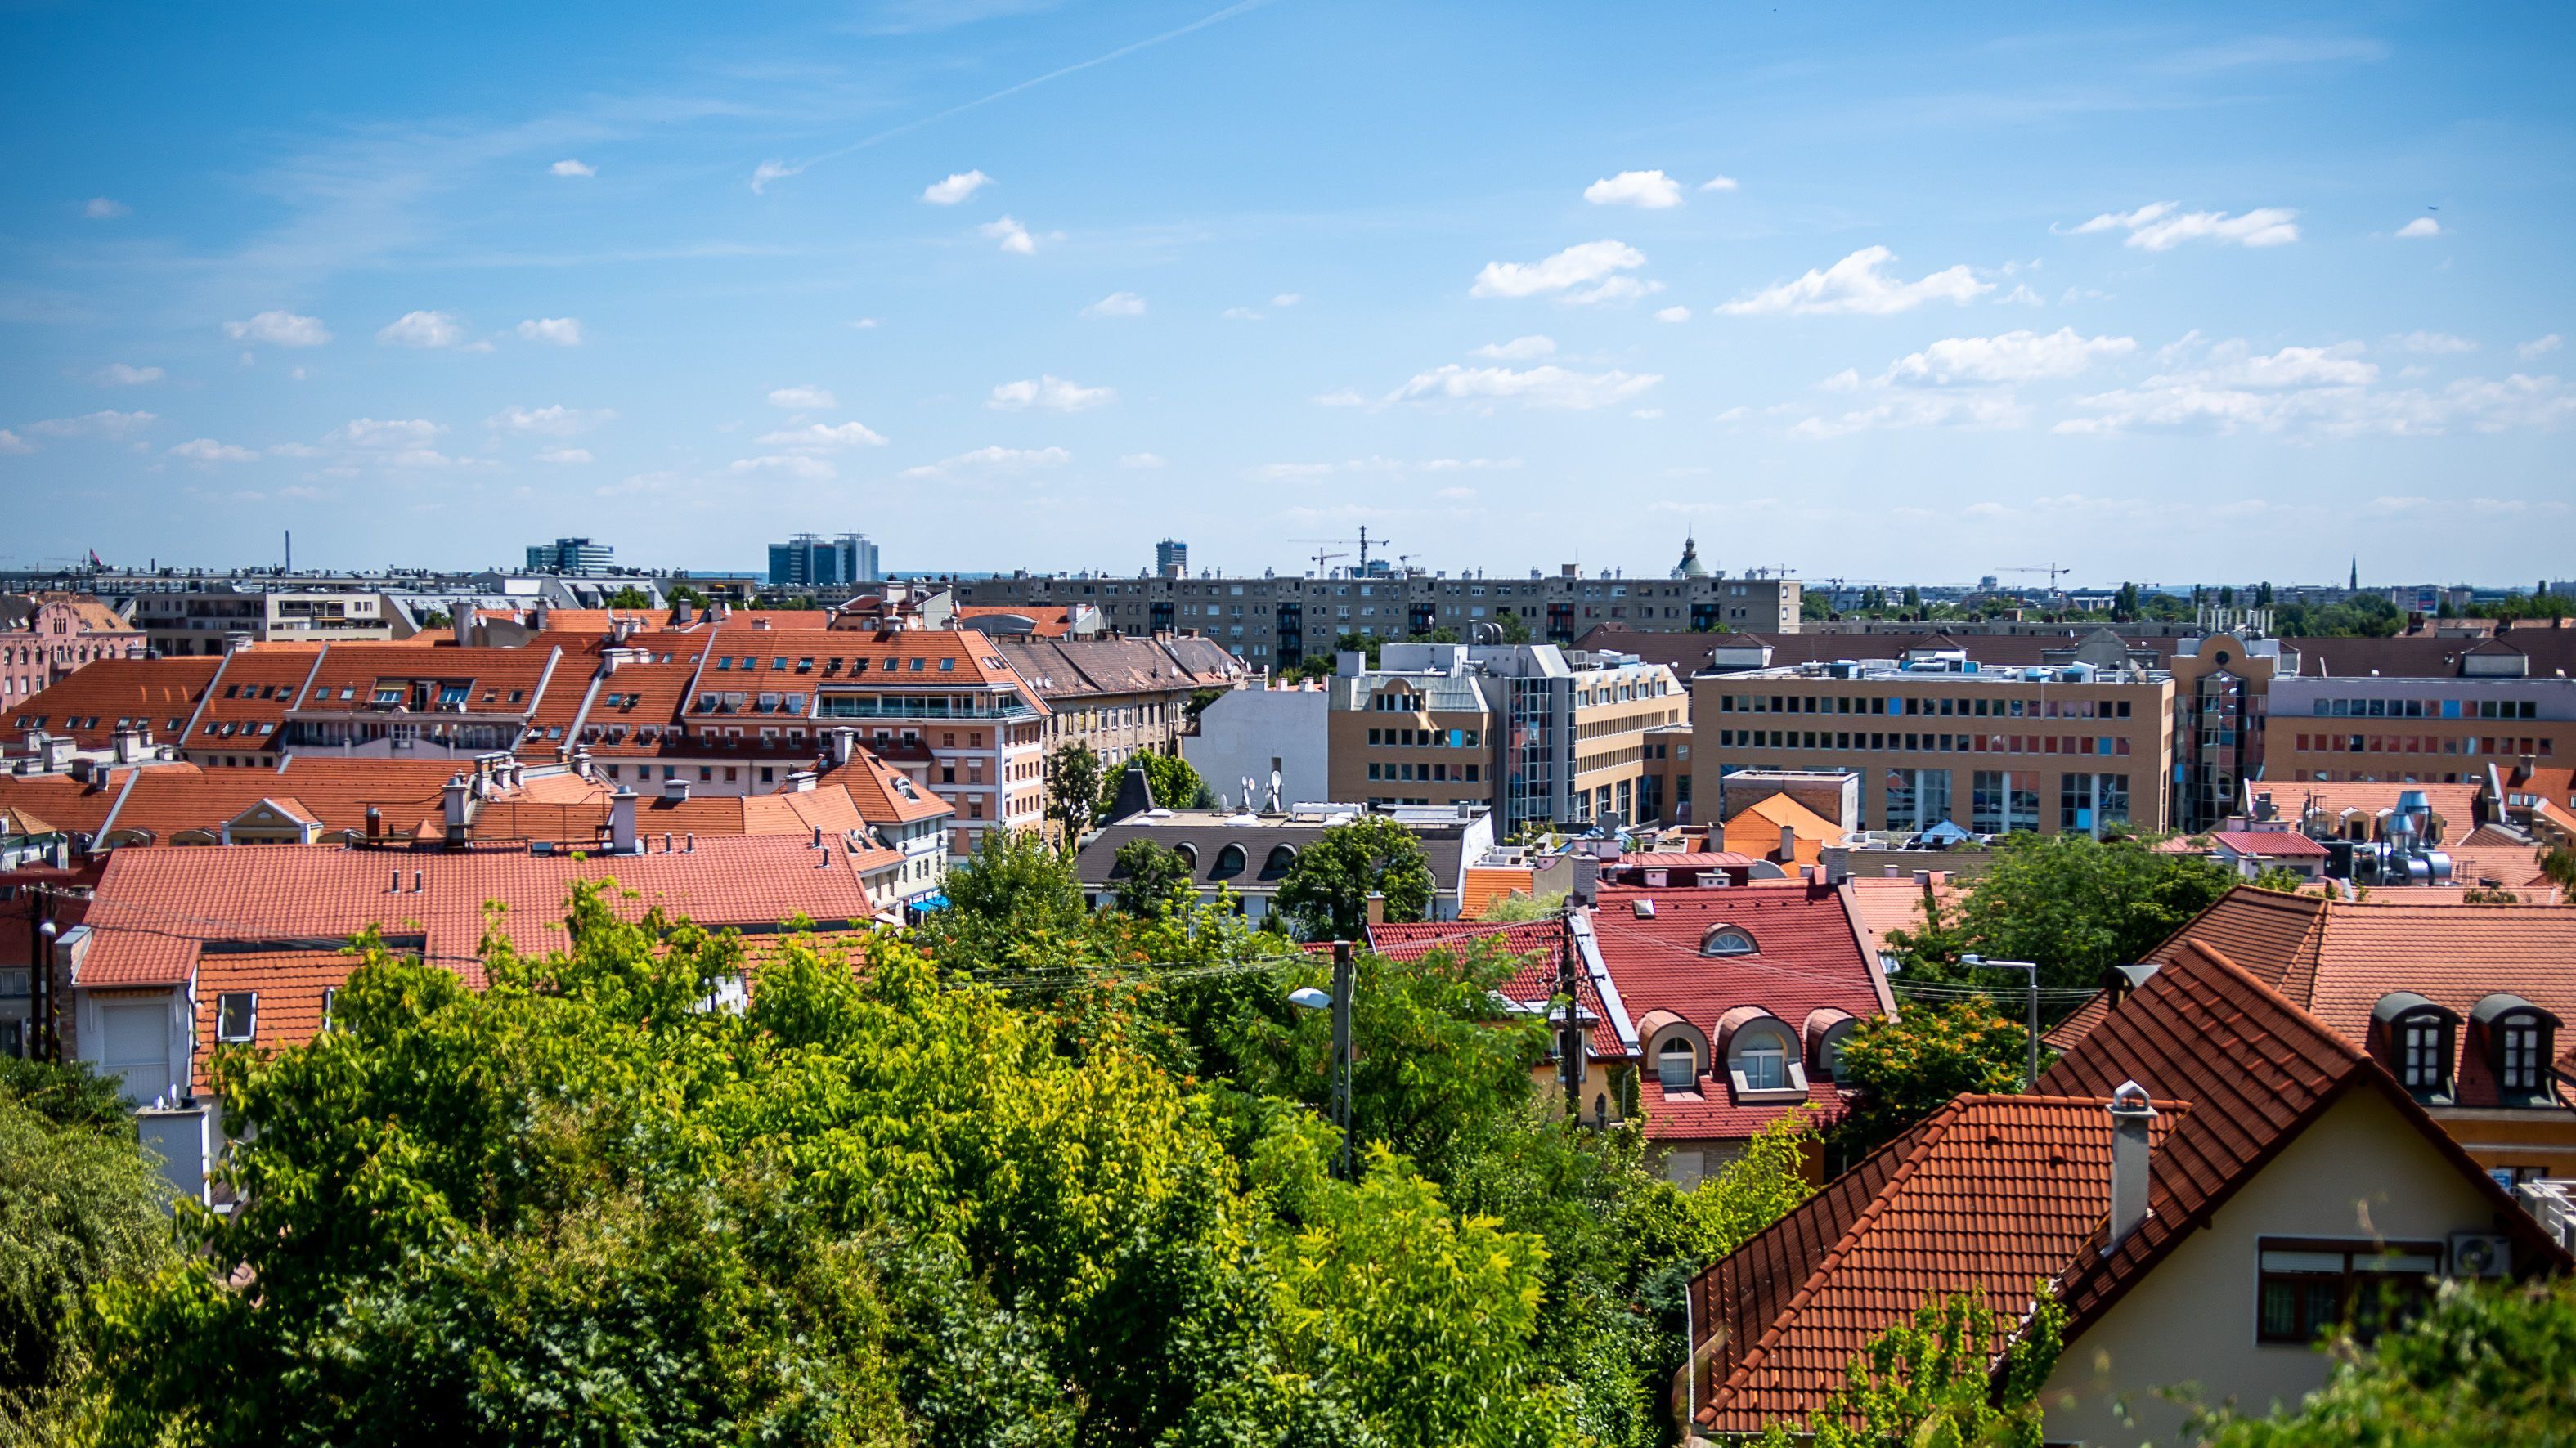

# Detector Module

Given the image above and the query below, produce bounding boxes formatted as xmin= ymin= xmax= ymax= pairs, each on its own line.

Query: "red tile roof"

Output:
xmin=2208 ymin=829 xmax=2331 ymax=858
xmin=2244 ymin=779 xmax=2480 ymax=839
xmin=814 ymin=751 xmax=954 ymax=826
xmin=1840 ymin=872 xmax=1960 ymax=961
xmin=75 ymin=836 xmax=885 ymax=987
xmin=10 ymin=657 xmax=220 ymax=748
xmin=1690 ymin=934 xmax=2570 ymax=1435
xmin=1368 ymin=917 xmax=1624 ymax=1056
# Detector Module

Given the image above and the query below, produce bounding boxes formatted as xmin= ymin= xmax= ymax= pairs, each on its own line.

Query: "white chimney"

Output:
xmin=829 ymin=727 xmax=856 ymax=766
xmin=609 ymin=788 xmax=637 ymax=854
xmin=1779 ymin=823 xmax=1797 ymax=863
xmin=662 ymin=777 xmax=691 ymax=803
xmin=2107 ymin=1080 xmax=2156 ymax=1248
xmin=443 ymin=774 xmax=472 ymax=836
xmin=786 ymin=769 xmax=817 ymax=793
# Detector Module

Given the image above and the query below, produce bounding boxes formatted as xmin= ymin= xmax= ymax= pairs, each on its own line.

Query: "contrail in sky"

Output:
xmin=751 ymin=0 xmax=1280 ymax=192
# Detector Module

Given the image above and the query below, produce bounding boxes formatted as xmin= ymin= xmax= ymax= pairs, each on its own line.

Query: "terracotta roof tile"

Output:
xmin=2208 ymin=829 xmax=2331 ymax=857
xmin=10 ymin=657 xmax=220 ymax=749
xmin=1367 ymin=917 xmax=1623 ymax=1056
xmin=1459 ymin=865 xmax=1537 ymax=919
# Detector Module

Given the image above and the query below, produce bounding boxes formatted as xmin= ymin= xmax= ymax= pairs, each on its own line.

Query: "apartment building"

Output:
xmin=993 ymin=634 xmax=1245 ymax=773
xmin=2266 ymin=661 xmax=2576 ymax=786
xmin=2 ymin=594 xmax=146 ymax=705
xmin=956 ymin=565 xmax=1801 ymax=667
xmin=1326 ymin=643 xmax=1685 ymax=834
xmin=1690 ymin=648 xmax=2176 ymax=838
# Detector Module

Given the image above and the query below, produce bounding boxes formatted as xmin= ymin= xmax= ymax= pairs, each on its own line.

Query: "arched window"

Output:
xmin=1717 ymin=1006 xmax=1808 ymax=1096
xmin=1733 ymin=1022 xmax=1792 ymax=1091
xmin=1211 ymin=843 xmax=1247 ymax=879
xmin=1172 ymin=842 xmax=1198 ymax=871
xmin=1700 ymin=926 xmax=1757 ymax=957
xmin=1262 ymin=844 xmax=1299 ymax=879
xmin=2472 ymin=993 xmax=2560 ymax=1102
xmin=2372 ymin=992 xmax=2460 ymax=1101
xmin=1656 ymin=1037 xmax=1699 ymax=1091
xmin=1635 ymin=1011 xmax=1709 ymax=1094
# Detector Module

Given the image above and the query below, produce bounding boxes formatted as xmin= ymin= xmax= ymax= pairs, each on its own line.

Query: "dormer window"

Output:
xmin=1735 ymin=1024 xmax=1790 ymax=1090
xmin=1657 ymin=1039 xmax=1699 ymax=1091
xmin=1701 ymin=926 xmax=1757 ymax=957
xmin=2471 ymin=993 xmax=2560 ymax=1104
xmin=215 ymin=992 xmax=258 ymax=1043
xmin=2372 ymin=992 xmax=2461 ymax=1103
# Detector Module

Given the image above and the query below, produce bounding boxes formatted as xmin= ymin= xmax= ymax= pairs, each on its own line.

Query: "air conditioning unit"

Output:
xmin=2448 ymin=1231 xmax=2511 ymax=1278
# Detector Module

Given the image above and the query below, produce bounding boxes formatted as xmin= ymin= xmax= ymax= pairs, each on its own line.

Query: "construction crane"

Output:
xmin=2000 ymin=564 xmax=2072 ymax=590
xmin=1304 ymin=548 xmax=1348 ymax=576
xmin=1288 ymin=525 xmax=1389 ymax=576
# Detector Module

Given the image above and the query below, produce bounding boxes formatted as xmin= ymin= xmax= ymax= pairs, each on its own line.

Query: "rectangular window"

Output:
xmin=2255 ymin=1240 xmax=2442 ymax=1344
xmin=215 ymin=992 xmax=258 ymax=1043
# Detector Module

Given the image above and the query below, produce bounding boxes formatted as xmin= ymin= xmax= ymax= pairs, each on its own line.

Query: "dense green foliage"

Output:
xmin=1755 ymin=1289 xmax=2066 ymax=1448
xmin=2273 ymin=592 xmax=2403 ymax=638
xmin=1482 ymin=890 xmax=1570 ymax=923
xmin=2197 ymin=1277 xmax=2576 ymax=1447
xmin=1047 ymin=741 xmax=1106 ymax=838
xmin=1110 ymin=838 xmax=1196 ymax=919
xmin=52 ymin=841 xmax=1822 ymax=1446
xmin=1886 ymin=832 xmax=2235 ymax=992
xmin=1099 ymin=751 xmax=1218 ymax=816
xmin=1273 ymin=816 xmax=1435 ymax=941
xmin=1829 ymin=1002 xmax=2031 ymax=1162
xmin=1 ymin=1061 xmax=172 ymax=1434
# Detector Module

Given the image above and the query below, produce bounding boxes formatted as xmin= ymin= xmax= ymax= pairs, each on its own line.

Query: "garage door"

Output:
xmin=99 ymin=1001 xmax=172 ymax=1105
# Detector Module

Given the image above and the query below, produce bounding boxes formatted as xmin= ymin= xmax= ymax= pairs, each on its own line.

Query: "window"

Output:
xmin=321 ymin=987 xmax=339 ymax=1029
xmin=1735 ymin=1028 xmax=1788 ymax=1091
xmin=2402 ymin=1018 xmax=2444 ymax=1089
xmin=215 ymin=991 xmax=258 ymax=1042
xmin=2256 ymin=1240 xmax=2441 ymax=1344
xmin=1701 ymin=926 xmax=1757 ymax=956
xmin=2502 ymin=1020 xmax=2541 ymax=1090
xmin=1657 ymin=1040 xmax=1697 ymax=1091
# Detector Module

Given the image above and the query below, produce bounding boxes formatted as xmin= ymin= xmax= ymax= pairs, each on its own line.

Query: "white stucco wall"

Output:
xmin=1182 ymin=689 xmax=1328 ymax=809
xmin=2040 ymin=1086 xmax=2515 ymax=1446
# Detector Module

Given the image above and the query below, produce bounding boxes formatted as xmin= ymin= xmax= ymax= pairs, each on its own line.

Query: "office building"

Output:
xmin=1691 ymin=647 xmax=2176 ymax=838
xmin=1328 ymin=643 xmax=1685 ymax=834
xmin=956 ymin=563 xmax=1802 ymax=666
xmin=2265 ymin=655 xmax=2575 ymax=786
xmin=1156 ymin=539 xmax=1188 ymax=578
xmin=767 ymin=533 xmax=881 ymax=590
xmin=525 ymin=537 xmax=615 ymax=575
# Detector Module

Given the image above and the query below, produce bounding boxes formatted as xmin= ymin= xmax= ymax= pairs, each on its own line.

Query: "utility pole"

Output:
xmin=1557 ymin=899 xmax=1587 ymax=1120
xmin=1330 ymin=940 xmax=1355 ymax=1179
xmin=1964 ymin=953 xmax=2041 ymax=1087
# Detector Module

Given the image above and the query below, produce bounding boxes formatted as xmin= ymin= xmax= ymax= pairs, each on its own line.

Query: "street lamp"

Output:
xmin=1288 ymin=941 xmax=1355 ymax=1179
xmin=1961 ymin=953 xmax=2042 ymax=1088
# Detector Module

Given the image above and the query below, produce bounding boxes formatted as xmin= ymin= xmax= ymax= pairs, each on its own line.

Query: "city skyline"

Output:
xmin=6 ymin=2 xmax=2572 ymax=581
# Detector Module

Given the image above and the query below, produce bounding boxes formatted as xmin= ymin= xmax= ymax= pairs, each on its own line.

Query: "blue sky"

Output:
xmin=4 ymin=1 xmax=2571 ymax=587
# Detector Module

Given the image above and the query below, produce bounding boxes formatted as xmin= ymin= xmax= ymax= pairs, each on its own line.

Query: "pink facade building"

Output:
xmin=2 ymin=594 xmax=146 ymax=710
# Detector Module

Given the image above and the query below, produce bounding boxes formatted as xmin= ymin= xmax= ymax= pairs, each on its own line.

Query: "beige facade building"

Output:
xmin=994 ymin=634 xmax=1245 ymax=775
xmin=1691 ymin=647 xmax=2175 ymax=837
xmin=1327 ymin=643 xmax=1684 ymax=834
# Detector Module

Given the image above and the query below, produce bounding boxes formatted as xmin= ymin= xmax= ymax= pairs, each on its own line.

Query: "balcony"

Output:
xmin=816 ymin=695 xmax=1037 ymax=721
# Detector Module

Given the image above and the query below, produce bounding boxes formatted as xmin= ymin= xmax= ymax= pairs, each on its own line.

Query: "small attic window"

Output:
xmin=215 ymin=992 xmax=258 ymax=1043
xmin=1701 ymin=926 xmax=1757 ymax=957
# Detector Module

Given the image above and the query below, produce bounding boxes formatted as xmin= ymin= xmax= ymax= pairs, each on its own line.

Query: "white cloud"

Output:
xmin=83 ymin=197 xmax=130 ymax=220
xmin=550 ymin=159 xmax=597 ymax=177
xmin=1720 ymin=247 xmax=1991 ymax=316
xmin=0 ymin=430 xmax=29 ymax=455
xmin=25 ymin=410 xmax=156 ymax=439
xmin=1272 ymin=293 xmax=1301 ymax=307
xmin=2520 ymin=334 xmax=2565 ymax=361
xmin=1886 ymin=328 xmax=2136 ymax=384
xmin=1435 ymin=486 xmax=1477 ymax=501
xmin=1223 ymin=307 xmax=1264 ymax=321
xmin=979 ymin=216 xmax=1037 ymax=254
xmin=2063 ymin=201 xmax=2300 ymax=249
xmin=377 ymin=310 xmax=466 ymax=347
xmin=331 ymin=418 xmax=442 ymax=449
xmin=1082 ymin=291 xmax=1146 ymax=318
xmin=2190 ymin=342 xmax=2376 ymax=388
xmin=850 ymin=317 xmax=880 ymax=329
xmin=516 ymin=316 xmax=584 ymax=346
xmin=2395 ymin=217 xmax=2441 ymax=239
xmin=1389 ymin=363 xmax=1662 ymax=410
xmin=921 ymin=169 xmax=994 ymax=204
xmin=900 ymin=445 xmax=1070 ymax=478
xmin=1655 ymin=305 xmax=1691 ymax=323
xmin=750 ymin=159 xmax=803 ymax=194
xmin=1789 ymin=392 xmax=2029 ymax=438
xmin=1582 ymin=170 xmax=1684 ymax=209
xmin=988 ymin=374 xmax=1114 ymax=411
xmin=2394 ymin=330 xmax=2476 ymax=355
xmin=1700 ymin=175 xmax=1739 ymax=192
xmin=2047 ymin=345 xmax=2572 ymax=439
xmin=1818 ymin=369 xmax=1860 ymax=392
xmin=487 ymin=405 xmax=615 ymax=436
xmin=168 ymin=438 xmax=258 ymax=463
xmin=92 ymin=363 xmax=163 ymax=386
xmin=224 ymin=310 xmax=331 ymax=347
xmin=267 ymin=442 xmax=323 ymax=459
xmin=767 ymin=385 xmax=838 ymax=409
xmin=535 ymin=446 xmax=593 ymax=464
xmin=1471 ymin=335 xmax=1556 ymax=361
xmin=756 ymin=421 xmax=888 ymax=451
xmin=1119 ymin=452 xmax=1167 ymax=468
xmin=1471 ymin=240 xmax=1649 ymax=301
xmin=729 ymin=455 xmax=837 ymax=481
xmin=1311 ymin=388 xmax=1368 ymax=407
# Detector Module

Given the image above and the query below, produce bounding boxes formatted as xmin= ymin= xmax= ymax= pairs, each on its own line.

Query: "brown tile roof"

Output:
xmin=2209 ymin=828 xmax=2330 ymax=858
xmin=293 ymin=645 xmax=564 ymax=719
xmin=77 ymin=836 xmax=886 ymax=988
xmin=1840 ymin=872 xmax=1960 ymax=962
xmin=190 ymin=647 xmax=327 ymax=751
xmin=1459 ymin=864 xmax=1537 ymax=919
xmin=2244 ymin=779 xmax=2480 ymax=837
xmin=992 ymin=634 xmax=1245 ymax=700
xmin=689 ymin=625 xmax=1042 ymax=701
xmin=1367 ymin=917 xmax=1623 ymax=1056
xmin=956 ymin=603 xmax=1078 ymax=638
xmin=0 ymin=769 xmax=162 ymax=836
xmin=1691 ymin=935 xmax=2570 ymax=1434
xmin=10 ymin=657 xmax=220 ymax=748
xmin=814 ymin=751 xmax=954 ymax=826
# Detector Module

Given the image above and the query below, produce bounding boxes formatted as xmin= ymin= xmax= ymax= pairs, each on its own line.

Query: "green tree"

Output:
xmin=1045 ymin=741 xmax=1104 ymax=840
xmin=1331 ymin=630 xmax=1384 ymax=669
xmin=909 ymin=825 xmax=1090 ymax=975
xmin=1273 ymin=816 xmax=1435 ymax=940
xmin=1829 ymin=1002 xmax=2029 ymax=1160
xmin=2197 ymin=1277 xmax=2576 ymax=1448
xmin=1755 ymin=1288 xmax=2066 ymax=1448
xmin=667 ymin=582 xmax=709 ymax=608
xmin=2248 ymin=865 xmax=2313 ymax=894
xmin=2 ymin=1061 xmax=174 ymax=1431
xmin=2538 ymin=845 xmax=2576 ymax=905
xmin=1496 ymin=608 xmax=1535 ymax=644
xmin=1903 ymin=832 xmax=2235 ymax=992
xmin=605 ymin=585 xmax=653 ymax=609
xmin=1482 ymin=890 xmax=1569 ymax=923
xmin=1110 ymin=837 xmax=1194 ymax=919
xmin=1099 ymin=751 xmax=1218 ymax=818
